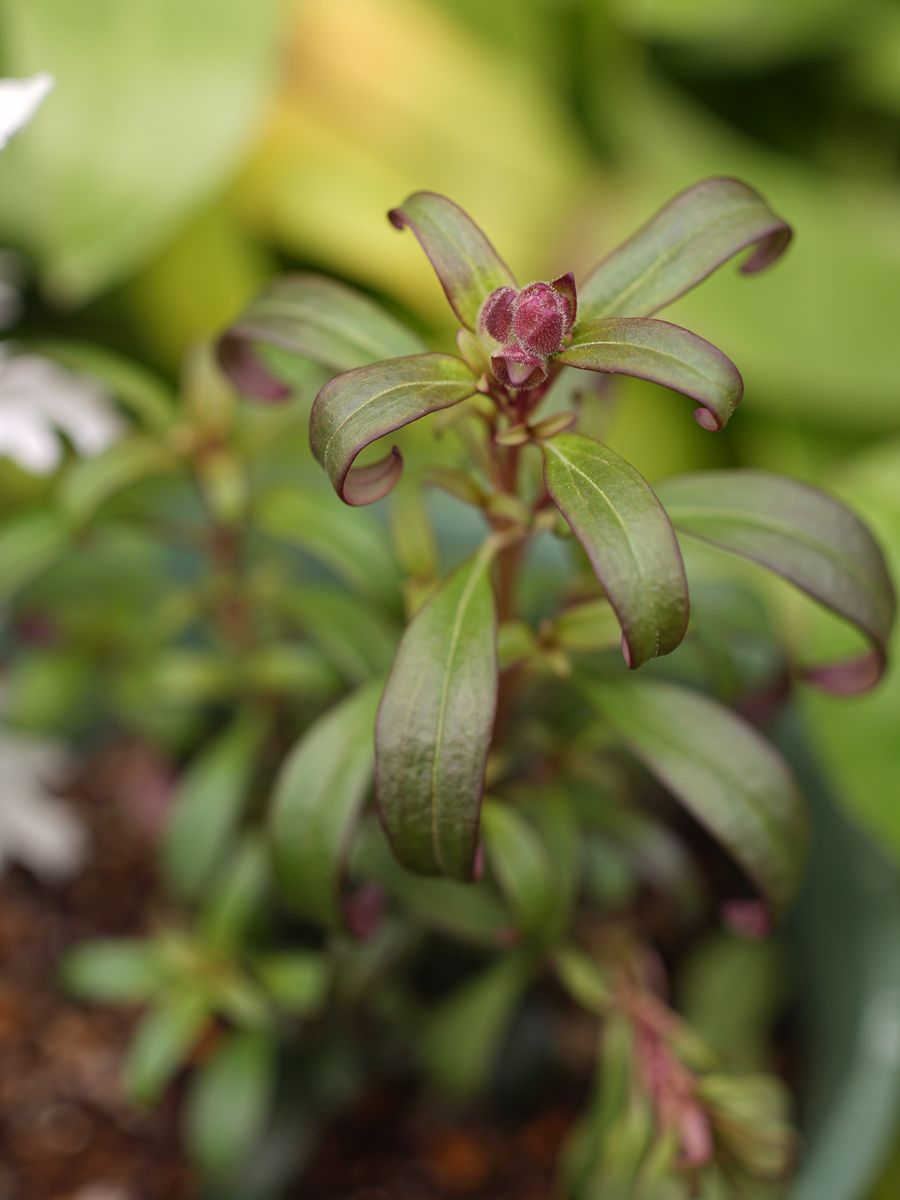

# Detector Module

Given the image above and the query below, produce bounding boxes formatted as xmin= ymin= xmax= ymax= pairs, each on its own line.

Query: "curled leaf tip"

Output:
xmin=216 ymin=333 xmax=291 ymax=402
xmin=341 ymin=447 xmax=404 ymax=507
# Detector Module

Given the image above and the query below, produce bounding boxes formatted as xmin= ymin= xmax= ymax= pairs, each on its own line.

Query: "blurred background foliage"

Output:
xmin=1 ymin=0 xmax=899 ymax=1194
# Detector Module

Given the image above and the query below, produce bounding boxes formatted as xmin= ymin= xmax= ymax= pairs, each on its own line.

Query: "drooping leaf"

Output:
xmin=310 ymin=353 xmax=476 ymax=505
xmin=376 ymin=546 xmax=498 ymax=879
xmin=388 ymin=191 xmax=517 ymax=330
xmin=185 ymin=1030 xmax=275 ymax=1179
xmin=123 ymin=992 xmax=209 ymax=1107
xmin=217 ymin=273 xmax=426 ymax=398
xmin=61 ymin=938 xmax=163 ymax=1004
xmin=161 ymin=714 xmax=265 ymax=902
xmin=658 ymin=470 xmax=897 ymax=693
xmin=587 ymin=679 xmax=806 ymax=913
xmin=256 ymin=486 xmax=398 ymax=606
xmin=558 ymin=318 xmax=742 ymax=432
xmin=270 ymin=681 xmax=381 ymax=926
xmin=542 ymin=433 xmax=688 ymax=668
xmin=578 ymin=177 xmax=791 ymax=323
xmin=422 ymin=953 xmax=532 ymax=1095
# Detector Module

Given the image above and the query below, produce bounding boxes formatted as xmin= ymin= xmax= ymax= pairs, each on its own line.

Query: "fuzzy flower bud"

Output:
xmin=479 ymin=272 xmax=577 ymax=388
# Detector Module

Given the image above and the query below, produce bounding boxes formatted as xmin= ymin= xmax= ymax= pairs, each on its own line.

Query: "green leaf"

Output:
xmin=256 ymin=486 xmax=398 ymax=606
xmin=388 ymin=191 xmax=517 ymax=331
xmin=658 ymin=470 xmax=897 ymax=693
xmin=376 ymin=547 xmax=498 ymax=879
xmin=552 ymin=598 xmax=624 ymax=654
xmin=58 ymin=437 xmax=179 ymax=526
xmin=61 ymin=938 xmax=163 ymax=1004
xmin=0 ymin=509 xmax=67 ymax=603
xmin=578 ymin=177 xmax=791 ymax=323
xmin=200 ymin=835 xmax=268 ymax=953
xmin=123 ymin=992 xmax=209 ymax=1107
xmin=162 ymin=714 xmax=265 ymax=902
xmin=255 ymin=952 xmax=329 ymax=1015
xmin=310 ymin=352 xmax=476 ymax=506
xmin=218 ymin=273 xmax=426 ymax=398
xmin=481 ymin=798 xmax=555 ymax=937
xmin=587 ymin=679 xmax=806 ymax=913
xmin=280 ymin=586 xmax=396 ymax=682
xmin=422 ymin=954 xmax=531 ymax=1095
xmin=0 ymin=0 xmax=280 ymax=301
xmin=542 ymin=434 xmax=688 ymax=668
xmin=558 ymin=318 xmax=742 ymax=432
xmin=34 ymin=339 xmax=175 ymax=433
xmin=270 ymin=681 xmax=381 ymax=926
xmin=185 ymin=1030 xmax=274 ymax=1179
xmin=553 ymin=946 xmax=612 ymax=1015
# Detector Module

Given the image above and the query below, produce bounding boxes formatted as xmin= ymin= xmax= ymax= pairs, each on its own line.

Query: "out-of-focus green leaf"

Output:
xmin=35 ymin=339 xmax=175 ymax=432
xmin=61 ymin=938 xmax=163 ymax=1004
xmin=123 ymin=992 xmax=208 ymax=1107
xmin=587 ymin=679 xmax=806 ymax=913
xmin=255 ymin=952 xmax=329 ymax=1015
xmin=481 ymin=798 xmax=555 ymax=937
xmin=280 ymin=587 xmax=396 ymax=682
xmin=560 ymin=318 xmax=743 ymax=433
xmin=389 ymin=476 xmax=439 ymax=582
xmin=185 ymin=1030 xmax=275 ymax=1179
xmin=543 ymin=433 xmax=688 ymax=668
xmin=0 ymin=0 xmax=280 ymax=301
xmin=200 ymin=835 xmax=268 ymax=953
xmin=388 ymin=190 xmax=517 ymax=330
xmin=552 ymin=598 xmax=622 ymax=654
xmin=219 ymin=273 xmax=426 ymax=399
xmin=256 ymin=486 xmax=398 ymax=607
xmin=554 ymin=946 xmax=612 ymax=1015
xmin=310 ymin=353 xmax=475 ymax=505
xmin=270 ymin=681 xmax=381 ymax=927
xmin=376 ymin=547 xmax=497 ymax=879
xmin=59 ymin=437 xmax=180 ymax=527
xmin=422 ymin=953 xmax=531 ymax=1095
xmin=162 ymin=714 xmax=265 ymax=902
xmin=578 ymin=177 xmax=791 ymax=323
xmin=0 ymin=509 xmax=67 ymax=603
xmin=660 ymin=470 xmax=896 ymax=693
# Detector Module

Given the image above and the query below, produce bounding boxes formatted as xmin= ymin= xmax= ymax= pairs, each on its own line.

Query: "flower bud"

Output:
xmin=480 ymin=286 xmax=517 ymax=343
xmin=512 ymin=281 xmax=569 ymax=357
xmin=490 ymin=346 xmax=548 ymax=390
xmin=480 ymin=273 xmax=578 ymax=388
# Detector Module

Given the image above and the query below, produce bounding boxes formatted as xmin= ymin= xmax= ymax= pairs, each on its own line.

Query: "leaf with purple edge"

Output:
xmin=389 ymin=192 xmax=517 ymax=331
xmin=309 ymin=353 xmax=476 ymax=506
xmin=376 ymin=544 xmax=499 ymax=880
xmin=657 ymin=470 xmax=897 ymax=694
xmin=586 ymin=679 xmax=806 ymax=915
xmin=217 ymin=273 xmax=426 ymax=399
xmin=541 ymin=433 xmax=689 ymax=669
xmin=557 ymin=318 xmax=743 ymax=432
xmin=578 ymin=177 xmax=792 ymax=322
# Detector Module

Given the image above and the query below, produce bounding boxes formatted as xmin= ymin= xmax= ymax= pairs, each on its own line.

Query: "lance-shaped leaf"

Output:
xmin=579 ymin=177 xmax=792 ymax=322
xmin=557 ymin=318 xmax=743 ymax=432
xmin=310 ymin=353 xmax=476 ymax=505
xmin=217 ymin=273 xmax=426 ymax=399
xmin=542 ymin=434 xmax=688 ymax=668
xmin=270 ymin=681 xmax=381 ymax=927
xmin=588 ymin=679 xmax=806 ymax=914
xmin=376 ymin=547 xmax=498 ymax=879
xmin=658 ymin=470 xmax=897 ymax=694
xmin=389 ymin=191 xmax=517 ymax=331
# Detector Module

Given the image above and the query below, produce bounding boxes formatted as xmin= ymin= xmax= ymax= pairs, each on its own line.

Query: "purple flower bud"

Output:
xmin=550 ymin=271 xmax=577 ymax=333
xmin=490 ymin=346 xmax=548 ymax=390
xmin=480 ymin=286 xmax=517 ymax=343
xmin=512 ymin=282 xmax=568 ymax=357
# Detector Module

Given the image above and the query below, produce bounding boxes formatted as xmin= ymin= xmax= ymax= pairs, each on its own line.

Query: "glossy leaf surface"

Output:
xmin=542 ymin=434 xmax=688 ymax=668
xmin=588 ymin=679 xmax=806 ymax=913
xmin=658 ymin=470 xmax=896 ymax=693
xmin=218 ymin=273 xmax=426 ymax=398
xmin=376 ymin=549 xmax=498 ymax=879
xmin=558 ymin=317 xmax=743 ymax=432
xmin=310 ymin=353 xmax=476 ymax=505
xmin=270 ymin=681 xmax=381 ymax=926
xmin=389 ymin=191 xmax=517 ymax=330
xmin=579 ymin=177 xmax=791 ymax=322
